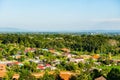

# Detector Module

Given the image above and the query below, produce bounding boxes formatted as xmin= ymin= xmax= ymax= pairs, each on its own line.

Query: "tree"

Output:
xmin=18 ymin=56 xmax=25 ymax=62
xmin=90 ymin=69 xmax=102 ymax=80
xmin=0 ymin=52 xmax=3 ymax=60
xmin=20 ymin=40 xmax=24 ymax=46
xmin=39 ymin=72 xmax=55 ymax=80
xmin=54 ymin=70 xmax=63 ymax=80
xmin=26 ymin=52 xmax=34 ymax=58
xmin=7 ymin=70 xmax=15 ymax=80
xmin=78 ymin=62 xmax=84 ymax=68
xmin=65 ymin=62 xmax=77 ymax=71
xmin=76 ymin=73 xmax=92 ymax=80
xmin=107 ymin=68 xmax=120 ymax=80
xmin=19 ymin=69 xmax=37 ymax=80
xmin=69 ymin=75 xmax=77 ymax=80
xmin=10 ymin=48 xmax=18 ymax=55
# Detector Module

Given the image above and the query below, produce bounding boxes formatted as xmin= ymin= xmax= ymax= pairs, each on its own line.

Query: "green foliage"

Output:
xmin=78 ymin=62 xmax=84 ymax=68
xmin=65 ymin=62 xmax=77 ymax=71
xmin=76 ymin=73 xmax=92 ymax=80
xmin=18 ymin=56 xmax=25 ymax=62
xmin=0 ymin=33 xmax=119 ymax=53
xmin=17 ymin=68 xmax=36 ymax=80
xmin=69 ymin=75 xmax=77 ymax=80
xmin=90 ymin=69 xmax=102 ymax=80
xmin=39 ymin=72 xmax=55 ymax=80
xmin=7 ymin=70 xmax=15 ymax=80
xmin=23 ymin=62 xmax=37 ymax=72
xmin=107 ymin=68 xmax=120 ymax=80
xmin=0 ymin=33 xmax=120 ymax=80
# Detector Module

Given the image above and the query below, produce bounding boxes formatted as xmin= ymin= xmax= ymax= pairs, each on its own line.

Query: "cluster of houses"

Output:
xmin=0 ymin=61 xmax=23 ymax=67
xmin=37 ymin=64 xmax=56 ymax=70
xmin=29 ymin=59 xmax=57 ymax=70
xmin=11 ymin=48 xmax=102 ymax=71
xmin=24 ymin=48 xmax=36 ymax=53
xmin=0 ymin=63 xmax=107 ymax=80
xmin=0 ymin=47 xmax=119 ymax=80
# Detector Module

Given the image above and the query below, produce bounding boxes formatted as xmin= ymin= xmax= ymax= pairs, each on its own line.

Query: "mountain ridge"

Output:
xmin=0 ymin=27 xmax=120 ymax=33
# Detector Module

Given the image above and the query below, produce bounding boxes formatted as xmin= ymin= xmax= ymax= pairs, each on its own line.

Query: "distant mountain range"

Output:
xmin=0 ymin=27 xmax=28 ymax=32
xmin=0 ymin=27 xmax=120 ymax=33
xmin=78 ymin=30 xmax=120 ymax=33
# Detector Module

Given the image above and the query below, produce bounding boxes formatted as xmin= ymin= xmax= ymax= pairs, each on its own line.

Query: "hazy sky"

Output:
xmin=0 ymin=0 xmax=120 ymax=31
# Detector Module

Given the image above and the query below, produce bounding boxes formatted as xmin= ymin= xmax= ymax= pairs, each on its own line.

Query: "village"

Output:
xmin=0 ymin=45 xmax=120 ymax=80
xmin=0 ymin=33 xmax=119 ymax=80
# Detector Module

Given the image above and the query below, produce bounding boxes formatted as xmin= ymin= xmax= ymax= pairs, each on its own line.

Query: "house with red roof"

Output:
xmin=37 ymin=65 xmax=45 ymax=70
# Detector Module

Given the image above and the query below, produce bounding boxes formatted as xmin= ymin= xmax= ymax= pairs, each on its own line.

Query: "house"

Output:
xmin=62 ymin=52 xmax=73 ymax=58
xmin=113 ymin=60 xmax=120 ymax=65
xmin=37 ymin=64 xmax=57 ymax=70
xmin=29 ymin=59 xmax=41 ymax=64
xmin=50 ymin=66 xmax=57 ymax=70
xmin=49 ymin=49 xmax=55 ymax=53
xmin=42 ymin=49 xmax=49 ymax=52
xmin=37 ymin=65 xmax=45 ymax=70
xmin=0 ymin=61 xmax=16 ymax=67
xmin=80 ymin=55 xmax=91 ymax=59
xmin=95 ymin=76 xmax=106 ymax=80
xmin=0 ymin=64 xmax=6 ymax=78
xmin=60 ymin=71 xmax=73 ymax=80
xmin=25 ymin=48 xmax=36 ymax=53
xmin=46 ymin=64 xmax=51 ymax=67
xmin=116 ymin=60 xmax=120 ymax=65
xmin=45 ymin=64 xmax=57 ymax=70
xmin=94 ymin=62 xmax=101 ymax=66
xmin=32 ymin=73 xmax=44 ymax=79
xmin=12 ymin=74 xmax=20 ymax=80
xmin=32 ymin=71 xmax=73 ymax=80
xmin=0 ymin=64 xmax=6 ymax=72
xmin=14 ymin=62 xmax=24 ymax=66
xmin=63 ymin=53 xmax=76 ymax=58
xmin=7 ymin=62 xmax=15 ymax=67
xmin=61 ymin=48 xmax=70 ymax=52
xmin=66 ymin=53 xmax=72 ymax=58
xmin=12 ymin=54 xmax=21 ymax=59
xmin=52 ymin=59 xmax=60 ymax=65
xmin=92 ymin=54 xmax=100 ymax=60
xmin=0 ymin=61 xmax=13 ymax=65
xmin=70 ymin=58 xmax=84 ymax=63
xmin=48 ymin=49 xmax=61 ymax=56
xmin=53 ymin=52 xmax=61 ymax=56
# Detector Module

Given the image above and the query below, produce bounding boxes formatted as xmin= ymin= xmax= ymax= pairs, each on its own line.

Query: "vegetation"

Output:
xmin=0 ymin=33 xmax=119 ymax=80
xmin=0 ymin=33 xmax=120 ymax=53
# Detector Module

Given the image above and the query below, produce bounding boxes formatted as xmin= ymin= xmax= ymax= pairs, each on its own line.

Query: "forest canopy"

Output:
xmin=0 ymin=33 xmax=120 ymax=55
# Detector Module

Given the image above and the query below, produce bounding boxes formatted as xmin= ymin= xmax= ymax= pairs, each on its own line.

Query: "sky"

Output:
xmin=0 ymin=0 xmax=120 ymax=32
